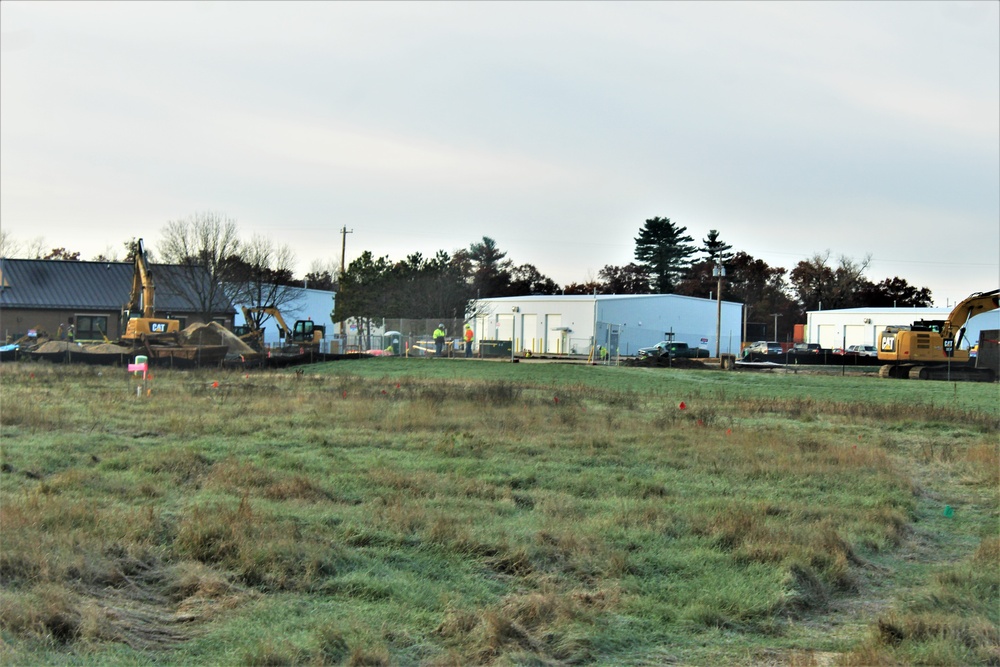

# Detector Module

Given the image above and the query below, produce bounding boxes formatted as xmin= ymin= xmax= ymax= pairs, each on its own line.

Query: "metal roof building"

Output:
xmin=0 ymin=258 xmax=233 ymax=342
xmin=471 ymin=293 xmax=744 ymax=358
xmin=805 ymin=306 xmax=999 ymax=350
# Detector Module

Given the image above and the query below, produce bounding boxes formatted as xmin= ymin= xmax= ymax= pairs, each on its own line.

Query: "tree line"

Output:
xmin=0 ymin=214 xmax=933 ymax=341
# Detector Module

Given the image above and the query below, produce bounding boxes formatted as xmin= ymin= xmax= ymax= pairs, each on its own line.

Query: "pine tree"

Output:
xmin=634 ymin=217 xmax=696 ymax=293
xmin=702 ymin=229 xmax=733 ymax=265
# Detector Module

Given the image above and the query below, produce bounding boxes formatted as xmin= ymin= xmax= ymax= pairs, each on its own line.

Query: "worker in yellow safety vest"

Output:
xmin=433 ymin=324 xmax=446 ymax=357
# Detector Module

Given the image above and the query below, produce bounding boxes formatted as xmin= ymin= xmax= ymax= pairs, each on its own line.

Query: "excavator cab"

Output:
xmin=292 ymin=320 xmax=326 ymax=345
xmin=292 ymin=319 xmax=325 ymax=344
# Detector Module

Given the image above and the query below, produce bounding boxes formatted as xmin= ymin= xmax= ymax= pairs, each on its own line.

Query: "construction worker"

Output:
xmin=433 ymin=323 xmax=446 ymax=357
xmin=464 ymin=324 xmax=474 ymax=358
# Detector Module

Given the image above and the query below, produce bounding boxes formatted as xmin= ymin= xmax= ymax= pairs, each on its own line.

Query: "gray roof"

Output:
xmin=0 ymin=258 xmax=233 ymax=313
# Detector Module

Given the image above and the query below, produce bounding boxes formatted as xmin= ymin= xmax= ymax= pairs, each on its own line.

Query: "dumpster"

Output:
xmin=479 ymin=340 xmax=512 ymax=358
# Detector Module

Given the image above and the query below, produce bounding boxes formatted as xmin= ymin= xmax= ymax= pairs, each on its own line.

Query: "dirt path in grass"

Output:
xmin=754 ymin=445 xmax=993 ymax=666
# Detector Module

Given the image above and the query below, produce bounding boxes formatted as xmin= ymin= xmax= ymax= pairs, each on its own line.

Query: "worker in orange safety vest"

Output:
xmin=464 ymin=324 xmax=474 ymax=358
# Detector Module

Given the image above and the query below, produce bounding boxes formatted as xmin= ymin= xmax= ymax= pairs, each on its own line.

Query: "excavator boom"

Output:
xmin=942 ymin=289 xmax=1000 ymax=348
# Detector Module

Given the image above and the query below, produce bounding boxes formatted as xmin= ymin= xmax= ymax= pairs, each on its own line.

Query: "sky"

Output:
xmin=2 ymin=1 xmax=998 ymax=307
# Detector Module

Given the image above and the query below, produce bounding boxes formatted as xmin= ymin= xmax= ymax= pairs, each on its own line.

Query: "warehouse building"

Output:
xmin=805 ymin=307 xmax=999 ymax=350
xmin=469 ymin=294 xmax=744 ymax=357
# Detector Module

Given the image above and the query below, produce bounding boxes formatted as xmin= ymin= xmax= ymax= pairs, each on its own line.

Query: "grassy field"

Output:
xmin=0 ymin=359 xmax=997 ymax=666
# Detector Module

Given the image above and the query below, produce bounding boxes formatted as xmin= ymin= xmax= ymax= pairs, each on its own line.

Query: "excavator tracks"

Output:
xmin=879 ymin=362 xmax=994 ymax=382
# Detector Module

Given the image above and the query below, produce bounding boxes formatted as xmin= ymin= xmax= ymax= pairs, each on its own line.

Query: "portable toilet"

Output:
xmin=384 ymin=331 xmax=402 ymax=356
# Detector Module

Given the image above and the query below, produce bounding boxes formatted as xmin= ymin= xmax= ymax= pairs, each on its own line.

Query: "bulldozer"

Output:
xmin=877 ymin=289 xmax=999 ymax=382
xmin=239 ymin=306 xmax=325 ymax=353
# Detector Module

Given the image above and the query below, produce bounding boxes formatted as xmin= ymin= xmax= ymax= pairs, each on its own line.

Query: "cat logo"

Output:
xmin=150 ymin=322 xmax=167 ymax=333
xmin=880 ymin=335 xmax=895 ymax=352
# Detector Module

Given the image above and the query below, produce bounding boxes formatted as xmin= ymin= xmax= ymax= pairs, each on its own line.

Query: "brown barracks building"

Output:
xmin=0 ymin=259 xmax=234 ymax=344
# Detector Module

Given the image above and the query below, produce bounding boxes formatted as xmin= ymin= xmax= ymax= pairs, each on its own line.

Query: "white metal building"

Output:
xmin=806 ymin=307 xmax=999 ymax=350
xmin=232 ymin=286 xmax=336 ymax=350
xmin=470 ymin=294 xmax=744 ymax=357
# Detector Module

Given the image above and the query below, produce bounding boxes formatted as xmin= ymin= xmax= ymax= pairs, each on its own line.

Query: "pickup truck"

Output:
xmin=637 ymin=341 xmax=710 ymax=360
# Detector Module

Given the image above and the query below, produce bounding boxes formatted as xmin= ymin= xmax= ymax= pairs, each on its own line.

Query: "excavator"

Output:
xmin=239 ymin=306 xmax=325 ymax=353
xmin=877 ymin=289 xmax=999 ymax=382
xmin=121 ymin=238 xmax=180 ymax=343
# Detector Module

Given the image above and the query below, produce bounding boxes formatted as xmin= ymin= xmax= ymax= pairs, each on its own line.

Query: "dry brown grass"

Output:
xmin=2 ymin=363 xmax=996 ymax=665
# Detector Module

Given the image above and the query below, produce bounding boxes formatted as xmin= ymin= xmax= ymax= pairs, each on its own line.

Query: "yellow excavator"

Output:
xmin=877 ymin=289 xmax=999 ymax=381
xmin=121 ymin=238 xmax=180 ymax=343
xmin=239 ymin=306 xmax=325 ymax=353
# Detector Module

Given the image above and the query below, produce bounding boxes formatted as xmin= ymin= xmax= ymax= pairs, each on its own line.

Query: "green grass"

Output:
xmin=1 ymin=359 xmax=997 ymax=665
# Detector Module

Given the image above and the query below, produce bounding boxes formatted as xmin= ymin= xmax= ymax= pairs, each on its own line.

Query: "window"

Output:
xmin=75 ymin=315 xmax=109 ymax=341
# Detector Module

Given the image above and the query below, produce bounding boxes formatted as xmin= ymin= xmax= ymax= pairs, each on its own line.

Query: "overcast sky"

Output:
xmin=2 ymin=1 xmax=998 ymax=306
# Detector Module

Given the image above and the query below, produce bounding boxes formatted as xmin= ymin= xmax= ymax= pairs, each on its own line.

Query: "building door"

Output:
xmin=817 ymin=324 xmax=838 ymax=350
xmin=521 ymin=314 xmax=537 ymax=353
xmin=844 ymin=324 xmax=865 ymax=347
xmin=497 ymin=315 xmax=515 ymax=341
xmin=545 ymin=314 xmax=561 ymax=354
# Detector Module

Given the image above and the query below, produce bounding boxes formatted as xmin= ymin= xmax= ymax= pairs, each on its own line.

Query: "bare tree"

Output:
xmin=25 ymin=237 xmax=47 ymax=259
xmin=227 ymin=233 xmax=302 ymax=327
xmin=789 ymin=250 xmax=872 ymax=311
xmin=304 ymin=258 xmax=340 ymax=291
xmin=2 ymin=234 xmax=48 ymax=259
xmin=157 ymin=212 xmax=241 ymax=321
xmin=0 ymin=230 xmax=22 ymax=258
xmin=92 ymin=238 xmax=140 ymax=263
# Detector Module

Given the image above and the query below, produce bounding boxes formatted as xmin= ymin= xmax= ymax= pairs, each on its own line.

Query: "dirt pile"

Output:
xmin=181 ymin=322 xmax=257 ymax=356
xmin=33 ymin=341 xmax=82 ymax=354
xmin=623 ymin=356 xmax=711 ymax=369
xmin=84 ymin=343 xmax=131 ymax=354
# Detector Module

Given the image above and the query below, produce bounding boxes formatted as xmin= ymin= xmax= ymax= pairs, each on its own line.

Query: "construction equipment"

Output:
xmin=877 ymin=289 xmax=999 ymax=381
xmin=11 ymin=326 xmax=48 ymax=350
xmin=240 ymin=306 xmax=325 ymax=352
xmin=121 ymin=238 xmax=180 ymax=343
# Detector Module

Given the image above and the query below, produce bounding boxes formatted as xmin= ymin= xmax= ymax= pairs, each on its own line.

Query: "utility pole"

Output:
xmin=713 ymin=263 xmax=725 ymax=358
xmin=338 ymin=226 xmax=353 ymax=343
xmin=771 ymin=313 xmax=782 ymax=342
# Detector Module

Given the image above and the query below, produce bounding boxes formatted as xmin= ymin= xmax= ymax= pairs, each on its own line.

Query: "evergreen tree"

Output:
xmin=702 ymin=229 xmax=733 ymax=265
xmin=467 ymin=236 xmax=513 ymax=297
xmin=633 ymin=217 xmax=696 ymax=293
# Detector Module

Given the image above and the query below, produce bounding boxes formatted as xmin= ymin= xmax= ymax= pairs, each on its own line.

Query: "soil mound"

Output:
xmin=181 ymin=322 xmax=257 ymax=355
xmin=84 ymin=343 xmax=132 ymax=354
xmin=34 ymin=341 xmax=82 ymax=354
xmin=623 ymin=356 xmax=710 ymax=369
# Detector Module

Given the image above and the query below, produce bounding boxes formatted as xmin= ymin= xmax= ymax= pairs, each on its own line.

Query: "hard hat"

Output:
xmin=439 ymin=323 xmax=444 ymax=327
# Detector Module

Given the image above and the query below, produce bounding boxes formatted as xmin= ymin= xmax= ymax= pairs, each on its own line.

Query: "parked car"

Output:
xmin=747 ymin=341 xmax=784 ymax=355
xmin=846 ymin=345 xmax=878 ymax=357
xmin=637 ymin=341 xmax=710 ymax=359
xmin=788 ymin=343 xmax=823 ymax=355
